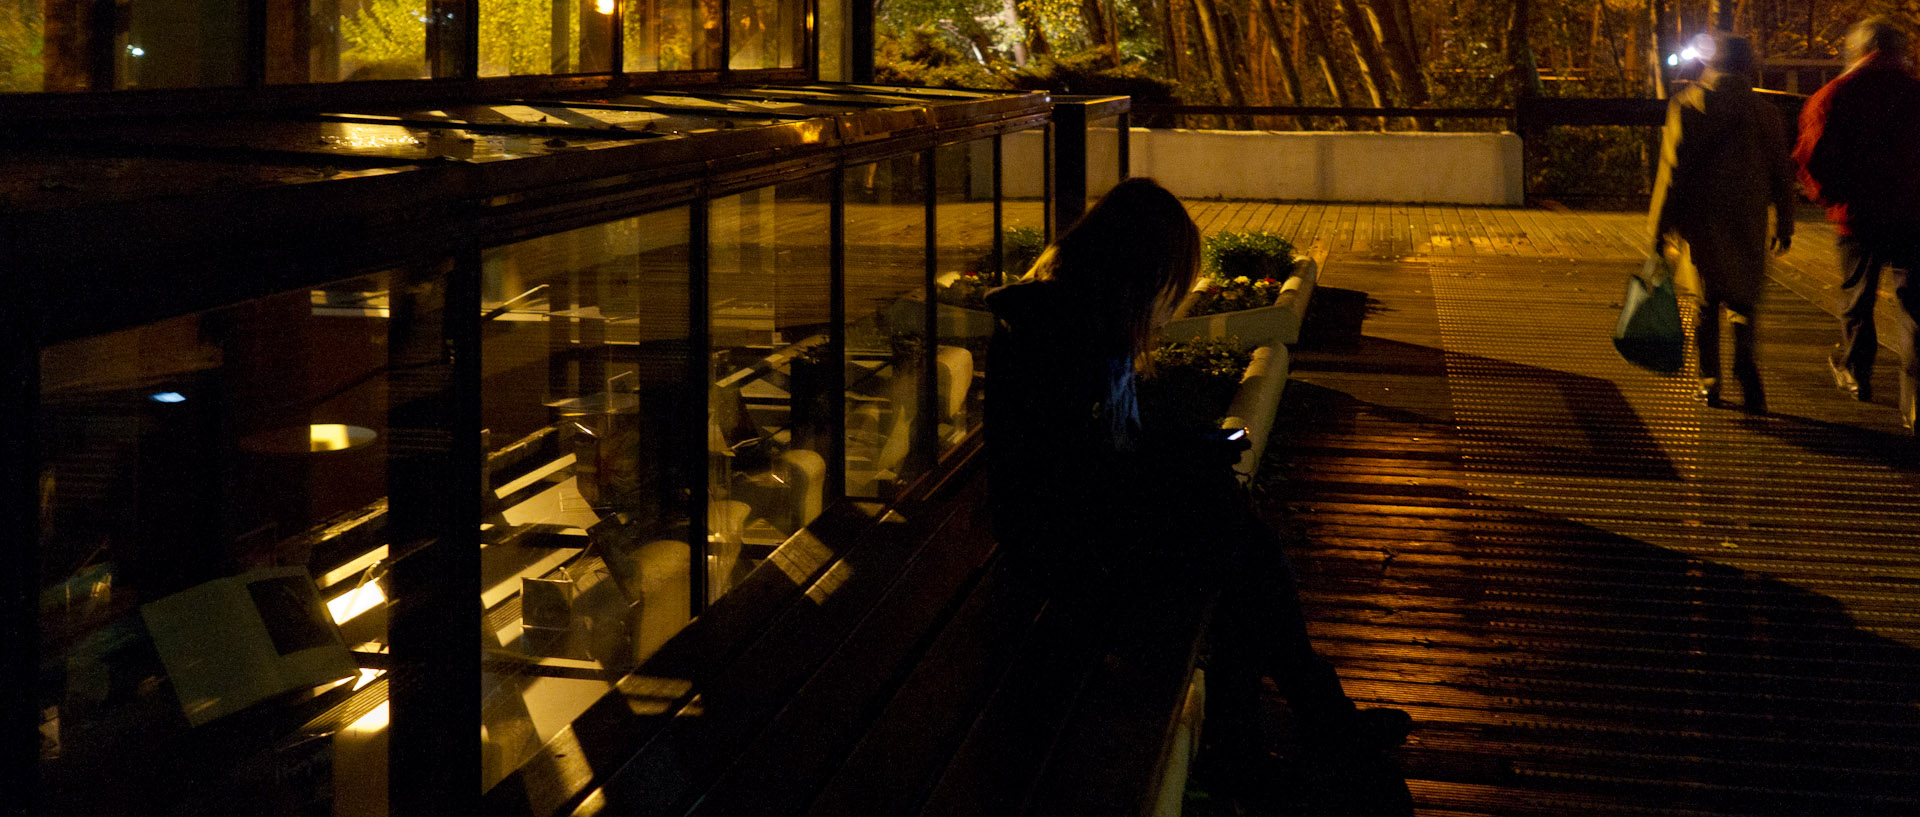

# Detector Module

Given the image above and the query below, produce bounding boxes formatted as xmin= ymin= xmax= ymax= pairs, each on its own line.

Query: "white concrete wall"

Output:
xmin=1130 ymin=129 xmax=1524 ymax=204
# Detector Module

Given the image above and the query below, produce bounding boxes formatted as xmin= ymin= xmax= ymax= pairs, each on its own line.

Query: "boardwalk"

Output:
xmin=1194 ymin=202 xmax=1920 ymax=816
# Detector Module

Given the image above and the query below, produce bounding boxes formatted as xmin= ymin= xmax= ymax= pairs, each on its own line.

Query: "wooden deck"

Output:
xmin=1190 ymin=202 xmax=1920 ymax=816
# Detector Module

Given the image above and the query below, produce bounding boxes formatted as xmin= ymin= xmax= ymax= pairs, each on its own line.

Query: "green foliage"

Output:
xmin=1201 ymin=231 xmax=1295 ymax=279
xmin=1140 ymin=336 xmax=1251 ymax=434
xmin=1528 ymin=125 xmax=1653 ymax=205
xmin=875 ymin=28 xmax=1008 ymax=88
xmin=342 ymin=0 xmax=429 ymax=67
xmin=0 ymin=0 xmax=42 ymax=92
xmin=1003 ymin=50 xmax=1177 ymax=102
xmin=1002 ymin=226 xmax=1047 ymax=277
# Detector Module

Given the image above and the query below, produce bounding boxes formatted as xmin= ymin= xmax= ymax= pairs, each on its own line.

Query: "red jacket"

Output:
xmin=1793 ymin=52 xmax=1920 ymax=238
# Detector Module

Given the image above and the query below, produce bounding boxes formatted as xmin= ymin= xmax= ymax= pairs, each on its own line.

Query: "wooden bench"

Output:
xmin=488 ymin=444 xmax=1220 ymax=817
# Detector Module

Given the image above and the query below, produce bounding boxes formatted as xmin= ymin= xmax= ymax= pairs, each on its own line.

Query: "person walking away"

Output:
xmin=1649 ymin=33 xmax=1797 ymax=414
xmin=1793 ymin=16 xmax=1920 ymax=432
xmin=983 ymin=177 xmax=1411 ymax=808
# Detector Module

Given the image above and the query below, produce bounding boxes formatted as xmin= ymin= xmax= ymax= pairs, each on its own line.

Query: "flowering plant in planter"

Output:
xmin=1188 ymin=231 xmax=1298 ymax=317
xmin=936 ymin=269 xmax=995 ymax=310
xmin=1138 ymin=336 xmax=1254 ymax=435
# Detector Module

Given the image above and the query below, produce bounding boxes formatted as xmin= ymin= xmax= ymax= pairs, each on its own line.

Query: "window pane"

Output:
xmin=844 ymin=154 xmax=929 ymax=501
xmin=477 ymin=209 xmax=692 ymax=791
xmin=727 ymin=0 xmax=803 ymax=69
xmin=480 ymin=0 xmax=614 ymax=77
xmin=709 ymin=177 xmax=835 ymax=603
xmin=623 ymin=0 xmax=716 ymax=71
xmin=270 ymin=0 xmax=431 ymax=83
xmin=934 ymin=140 xmax=992 ymax=454
xmin=1087 ymin=114 xmax=1122 ymax=214
xmin=1001 ymin=128 xmax=1048 ymax=276
xmin=1 ymin=0 xmax=44 ymax=91
xmin=37 ymin=268 xmax=413 ymax=816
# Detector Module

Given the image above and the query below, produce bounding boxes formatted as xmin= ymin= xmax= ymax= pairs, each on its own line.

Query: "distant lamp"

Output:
xmin=149 ymin=391 xmax=186 ymax=403
xmin=127 ymin=45 xmax=145 ymax=57
xmin=595 ymin=0 xmax=614 ymax=13
xmin=1667 ymin=53 xmax=1681 ymax=66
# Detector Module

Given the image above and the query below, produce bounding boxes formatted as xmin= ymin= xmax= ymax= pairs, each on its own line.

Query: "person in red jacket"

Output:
xmin=1793 ymin=16 xmax=1920 ymax=432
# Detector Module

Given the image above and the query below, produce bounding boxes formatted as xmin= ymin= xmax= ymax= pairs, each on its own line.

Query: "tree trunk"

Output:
xmin=1507 ymin=0 xmax=1543 ymax=102
xmin=1331 ymin=0 xmax=1391 ymax=110
xmin=1002 ymin=0 xmax=1031 ymax=65
xmin=1080 ymin=0 xmax=1119 ymax=64
xmin=1301 ymin=0 xmax=1366 ymax=128
xmin=1191 ymin=0 xmax=1248 ymax=110
xmin=1369 ymin=0 xmax=1431 ymax=127
xmin=1014 ymin=0 xmax=1051 ymax=57
xmin=1152 ymin=0 xmax=1180 ymax=84
xmin=1250 ymin=0 xmax=1306 ymax=128
xmin=1648 ymin=0 xmax=1667 ymax=99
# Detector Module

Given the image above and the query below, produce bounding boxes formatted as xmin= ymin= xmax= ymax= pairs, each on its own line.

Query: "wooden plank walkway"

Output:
xmin=1190 ymin=202 xmax=1920 ymax=816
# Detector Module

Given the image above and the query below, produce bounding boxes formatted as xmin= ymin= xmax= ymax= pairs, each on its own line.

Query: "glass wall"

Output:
xmin=623 ymin=0 xmax=718 ymax=71
xmin=934 ymin=139 xmax=994 ymax=454
xmin=35 ymin=266 xmax=421 ymax=817
xmin=1087 ymin=113 xmax=1122 ymax=215
xmin=843 ymin=153 xmax=929 ymax=501
xmin=728 ymin=0 xmax=803 ymax=69
xmin=1001 ymin=129 xmax=1049 ymax=278
xmin=708 ymin=178 xmax=835 ymax=602
xmin=477 ymin=209 xmax=693 ymax=790
xmin=4 ymin=0 xmax=802 ymax=91
xmin=479 ymin=0 xmax=615 ymax=76
xmin=268 ymin=0 xmax=432 ymax=82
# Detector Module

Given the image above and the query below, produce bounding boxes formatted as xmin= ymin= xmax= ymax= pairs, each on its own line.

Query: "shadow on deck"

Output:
xmin=1193 ymin=203 xmax=1920 ymax=816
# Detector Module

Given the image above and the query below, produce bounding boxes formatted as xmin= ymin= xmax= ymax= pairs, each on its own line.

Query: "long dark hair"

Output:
xmin=1026 ymin=177 xmax=1202 ymax=361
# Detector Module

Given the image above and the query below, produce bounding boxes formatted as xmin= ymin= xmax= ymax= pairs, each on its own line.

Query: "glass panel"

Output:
xmin=1 ymin=0 xmax=45 ymax=91
xmin=37 ymin=267 xmax=415 ymax=817
xmin=477 ymin=209 xmax=692 ymax=791
xmin=1000 ymin=128 xmax=1048 ymax=277
xmin=934 ymin=140 xmax=993 ymax=454
xmin=1087 ymin=114 xmax=1122 ymax=214
xmin=727 ymin=0 xmax=803 ymax=69
xmin=708 ymin=177 xmax=835 ymax=602
xmin=270 ymin=0 xmax=432 ymax=82
xmin=479 ymin=0 xmax=615 ymax=76
xmin=623 ymin=0 xmax=716 ymax=71
xmin=843 ymin=154 xmax=929 ymax=501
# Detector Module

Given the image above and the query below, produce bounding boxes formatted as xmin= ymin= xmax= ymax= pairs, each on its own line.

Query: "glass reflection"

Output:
xmin=935 ymin=140 xmax=994 ymax=453
xmin=477 ymin=209 xmax=693 ymax=791
xmin=1001 ymin=128 xmax=1049 ymax=277
xmin=480 ymin=0 xmax=615 ymax=76
xmin=270 ymin=0 xmax=432 ymax=83
xmin=708 ymin=177 xmax=836 ymax=602
xmin=843 ymin=154 xmax=930 ymax=500
xmin=1087 ymin=114 xmax=1122 ymax=214
xmin=36 ymin=268 xmax=410 ymax=816
xmin=728 ymin=0 xmax=803 ymax=69
xmin=624 ymin=0 xmax=717 ymax=70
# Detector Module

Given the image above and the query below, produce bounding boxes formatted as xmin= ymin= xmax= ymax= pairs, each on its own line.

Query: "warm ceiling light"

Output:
xmin=596 ymin=0 xmax=614 ymax=13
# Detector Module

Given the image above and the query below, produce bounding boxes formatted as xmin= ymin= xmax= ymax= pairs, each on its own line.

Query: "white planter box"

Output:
xmin=1159 ymin=256 xmax=1318 ymax=348
xmin=1219 ymin=344 xmax=1290 ymax=481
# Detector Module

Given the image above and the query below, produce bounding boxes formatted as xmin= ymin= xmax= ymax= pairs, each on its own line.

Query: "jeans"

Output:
xmin=1836 ymin=235 xmax=1920 ymax=424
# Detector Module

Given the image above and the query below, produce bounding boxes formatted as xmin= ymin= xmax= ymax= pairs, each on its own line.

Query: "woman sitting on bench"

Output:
xmin=983 ymin=177 xmax=1411 ymax=794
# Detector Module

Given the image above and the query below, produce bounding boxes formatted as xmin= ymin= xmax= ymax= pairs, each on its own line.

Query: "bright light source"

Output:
xmin=1680 ymin=47 xmax=1701 ymax=62
xmin=347 ymin=701 xmax=389 ymax=733
xmin=596 ymin=0 xmax=614 ymax=13
xmin=149 ymin=391 xmax=186 ymax=403
xmin=309 ymin=423 xmax=376 ymax=452
xmin=1667 ymin=53 xmax=1680 ymax=66
xmin=127 ymin=45 xmax=145 ymax=57
xmin=327 ymin=581 xmax=387 ymax=624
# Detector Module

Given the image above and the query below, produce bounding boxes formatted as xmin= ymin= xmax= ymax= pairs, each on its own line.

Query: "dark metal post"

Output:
xmin=920 ymin=148 xmax=939 ymax=472
xmin=849 ymin=0 xmax=873 ymax=82
xmin=387 ymin=255 xmax=483 ymax=817
xmin=429 ymin=0 xmax=478 ymax=79
xmin=827 ymin=170 xmax=848 ymax=500
xmin=1053 ymin=102 xmax=1088 ymax=238
xmin=688 ymin=202 xmax=711 ymax=618
xmin=992 ymin=135 xmax=1005 ymax=282
xmin=1 ymin=291 xmax=38 ymax=817
xmin=1116 ymin=111 xmax=1130 ymax=181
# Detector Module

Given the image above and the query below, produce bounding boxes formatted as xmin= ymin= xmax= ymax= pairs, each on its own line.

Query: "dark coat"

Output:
xmin=1650 ymin=69 xmax=1798 ymax=308
xmin=1793 ymin=52 xmax=1920 ymax=240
